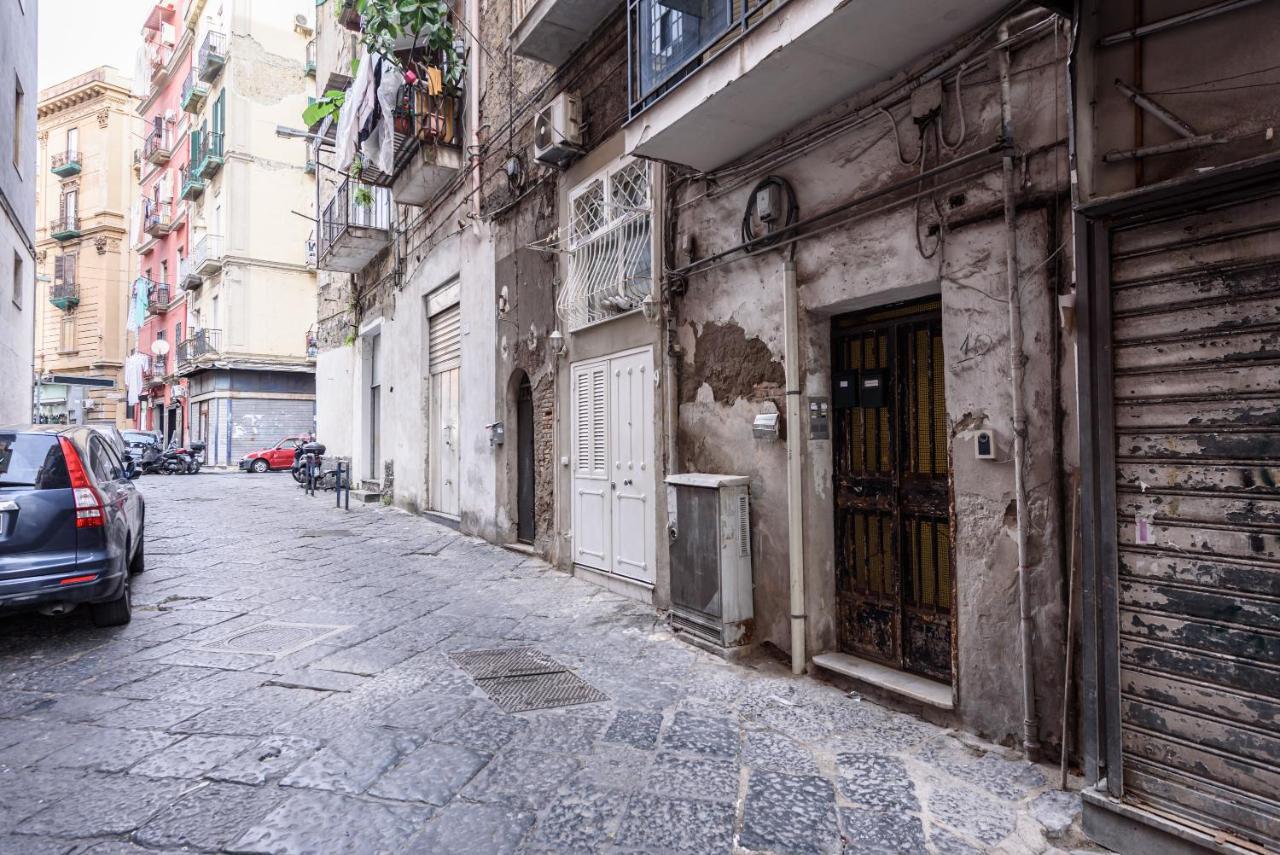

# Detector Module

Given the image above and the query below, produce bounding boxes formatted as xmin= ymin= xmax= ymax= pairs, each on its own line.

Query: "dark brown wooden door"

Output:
xmin=832 ymin=298 xmax=953 ymax=682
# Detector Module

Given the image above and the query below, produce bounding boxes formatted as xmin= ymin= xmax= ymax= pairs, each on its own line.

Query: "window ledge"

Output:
xmin=812 ymin=652 xmax=954 ymax=710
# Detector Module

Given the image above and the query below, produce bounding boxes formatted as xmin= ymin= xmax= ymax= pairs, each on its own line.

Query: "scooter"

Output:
xmin=293 ymin=441 xmax=334 ymax=490
xmin=186 ymin=441 xmax=206 ymax=474
xmin=159 ymin=441 xmax=193 ymax=475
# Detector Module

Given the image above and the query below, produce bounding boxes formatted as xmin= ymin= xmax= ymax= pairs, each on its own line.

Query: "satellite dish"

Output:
xmin=151 ymin=339 xmax=171 ymax=356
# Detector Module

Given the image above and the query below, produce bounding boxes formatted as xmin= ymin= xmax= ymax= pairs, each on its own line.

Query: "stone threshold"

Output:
xmin=573 ymin=563 xmax=653 ymax=605
xmin=812 ymin=652 xmax=954 ymax=710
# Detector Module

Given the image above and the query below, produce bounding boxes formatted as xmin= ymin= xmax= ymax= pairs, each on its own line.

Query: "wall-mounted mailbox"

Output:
xmin=809 ymin=397 xmax=829 ymax=440
xmin=486 ymin=422 xmax=505 ymax=446
xmin=833 ymin=372 xmax=859 ymax=409
xmin=859 ymin=369 xmax=887 ymax=409
xmin=752 ymin=412 xmax=780 ymax=441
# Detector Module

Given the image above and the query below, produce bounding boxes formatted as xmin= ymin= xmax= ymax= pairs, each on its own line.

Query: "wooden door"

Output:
xmin=832 ymin=298 xmax=952 ymax=682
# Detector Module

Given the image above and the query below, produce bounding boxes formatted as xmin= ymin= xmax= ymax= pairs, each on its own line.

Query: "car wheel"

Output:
xmin=251 ymin=458 xmax=270 ymax=473
xmin=91 ymin=564 xmax=132 ymax=627
xmin=129 ymin=528 xmax=145 ymax=575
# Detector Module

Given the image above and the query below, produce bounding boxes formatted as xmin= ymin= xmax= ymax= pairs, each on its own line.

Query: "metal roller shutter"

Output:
xmin=1108 ymin=190 xmax=1280 ymax=851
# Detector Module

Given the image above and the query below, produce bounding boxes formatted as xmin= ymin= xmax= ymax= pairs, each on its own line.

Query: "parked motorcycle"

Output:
xmin=292 ymin=441 xmax=333 ymax=490
xmin=159 ymin=441 xmax=193 ymax=475
xmin=136 ymin=441 xmax=166 ymax=475
xmin=186 ymin=441 xmax=206 ymax=474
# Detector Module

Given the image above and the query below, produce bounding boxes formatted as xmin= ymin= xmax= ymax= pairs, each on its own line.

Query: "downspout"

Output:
xmin=999 ymin=20 xmax=1041 ymax=759
xmin=783 ymin=256 xmax=806 ymax=675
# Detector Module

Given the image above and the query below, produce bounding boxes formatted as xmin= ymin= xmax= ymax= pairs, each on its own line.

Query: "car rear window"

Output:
xmin=0 ymin=433 xmax=71 ymax=490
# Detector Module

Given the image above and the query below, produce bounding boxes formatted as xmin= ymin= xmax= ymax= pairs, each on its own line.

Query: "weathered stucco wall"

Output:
xmin=668 ymin=27 xmax=1073 ymax=747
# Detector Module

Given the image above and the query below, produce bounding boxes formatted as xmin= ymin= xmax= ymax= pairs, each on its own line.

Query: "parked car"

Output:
xmin=122 ymin=430 xmax=161 ymax=456
xmin=239 ymin=436 xmax=308 ymax=473
xmin=0 ymin=425 xmax=145 ymax=627
xmin=88 ymin=423 xmax=128 ymax=457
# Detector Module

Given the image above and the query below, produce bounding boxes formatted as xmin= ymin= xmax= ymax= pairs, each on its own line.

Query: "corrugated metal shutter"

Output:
xmin=1108 ymin=190 xmax=1280 ymax=851
xmin=428 ymin=303 xmax=461 ymax=374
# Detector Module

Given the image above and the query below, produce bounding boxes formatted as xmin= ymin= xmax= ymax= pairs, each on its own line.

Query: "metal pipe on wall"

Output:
xmin=999 ymin=20 xmax=1041 ymax=760
xmin=783 ymin=258 xmax=806 ymax=675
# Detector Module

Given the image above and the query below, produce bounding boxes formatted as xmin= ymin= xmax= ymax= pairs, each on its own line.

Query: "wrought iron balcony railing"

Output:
xmin=145 ymin=279 xmax=172 ymax=313
xmin=178 ymin=328 xmax=222 ymax=364
xmin=196 ymin=130 xmax=224 ymax=178
xmin=49 ymin=215 xmax=81 ymax=240
xmin=143 ymin=123 xmax=174 ymax=164
xmin=192 ymin=234 xmax=224 ymax=275
xmin=319 ymin=179 xmax=392 ymax=258
xmin=144 ymin=202 xmax=172 ymax=236
xmin=198 ymin=31 xmax=228 ymax=82
xmin=180 ymin=69 xmax=209 ymax=113
xmin=49 ymin=281 xmax=80 ymax=311
xmin=51 ymin=150 xmax=82 ymax=177
xmin=180 ymin=164 xmax=205 ymax=200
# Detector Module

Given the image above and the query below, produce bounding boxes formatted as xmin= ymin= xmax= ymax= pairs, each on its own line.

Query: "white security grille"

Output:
xmin=550 ymin=160 xmax=653 ymax=330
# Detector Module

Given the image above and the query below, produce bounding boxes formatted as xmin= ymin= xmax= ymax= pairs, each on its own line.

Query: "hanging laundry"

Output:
xmin=124 ymin=351 xmax=150 ymax=406
xmin=335 ymin=47 xmax=377 ymax=172
xmin=362 ymin=60 xmax=405 ymax=177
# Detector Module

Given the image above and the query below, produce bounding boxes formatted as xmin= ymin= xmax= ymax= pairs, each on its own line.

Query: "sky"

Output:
xmin=37 ymin=0 xmax=159 ymax=92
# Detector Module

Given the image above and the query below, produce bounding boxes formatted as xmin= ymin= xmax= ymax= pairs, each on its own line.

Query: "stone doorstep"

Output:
xmin=348 ymin=489 xmax=383 ymax=504
xmin=811 ymin=652 xmax=954 ymax=710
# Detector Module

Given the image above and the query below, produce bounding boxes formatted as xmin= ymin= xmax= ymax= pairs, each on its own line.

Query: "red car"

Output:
xmin=239 ymin=436 xmax=308 ymax=473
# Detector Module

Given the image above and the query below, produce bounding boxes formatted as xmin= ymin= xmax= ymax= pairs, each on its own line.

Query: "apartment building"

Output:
xmin=176 ymin=0 xmax=318 ymax=466
xmin=33 ymin=67 xmax=138 ymax=426
xmin=0 ymin=0 xmax=38 ymax=423
xmin=132 ymin=0 xmax=193 ymax=445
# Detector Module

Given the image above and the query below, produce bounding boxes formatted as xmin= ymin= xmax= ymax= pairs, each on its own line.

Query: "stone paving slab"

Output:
xmin=0 ymin=474 xmax=1098 ymax=853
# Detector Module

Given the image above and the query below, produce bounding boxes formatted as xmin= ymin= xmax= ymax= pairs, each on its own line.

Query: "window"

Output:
xmin=66 ymin=127 xmax=78 ymax=155
xmin=174 ymin=322 xmax=182 ymax=343
xmin=160 ymin=259 xmax=168 ymax=283
xmin=59 ymin=314 xmax=76 ymax=352
xmin=557 ymin=159 xmax=653 ymax=329
xmin=13 ymin=76 xmax=23 ymax=173
xmin=11 ymin=252 xmax=21 ymax=309
xmin=89 ymin=437 xmax=119 ymax=482
xmin=60 ymin=189 xmax=78 ymax=223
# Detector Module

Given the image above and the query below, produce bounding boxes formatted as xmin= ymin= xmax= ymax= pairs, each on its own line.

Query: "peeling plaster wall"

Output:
xmin=670 ymin=30 xmax=1074 ymax=748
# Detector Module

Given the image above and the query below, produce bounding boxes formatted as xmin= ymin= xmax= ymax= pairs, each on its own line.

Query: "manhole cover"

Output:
xmin=481 ymin=670 xmax=609 ymax=713
xmin=204 ymin=622 xmax=348 ymax=657
xmin=449 ymin=647 xmax=566 ymax=679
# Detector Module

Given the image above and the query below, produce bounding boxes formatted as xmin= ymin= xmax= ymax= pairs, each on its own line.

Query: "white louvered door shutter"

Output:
xmin=571 ymin=359 xmax=610 ymax=570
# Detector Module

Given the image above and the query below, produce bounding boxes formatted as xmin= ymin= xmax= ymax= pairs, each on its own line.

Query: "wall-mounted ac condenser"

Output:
xmin=666 ymin=474 xmax=753 ymax=650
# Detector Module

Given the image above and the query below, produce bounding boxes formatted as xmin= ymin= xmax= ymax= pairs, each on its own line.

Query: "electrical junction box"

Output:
xmin=859 ymin=369 xmax=887 ymax=409
xmin=755 ymin=182 xmax=782 ymax=223
xmin=752 ymin=412 xmax=780 ymax=441
xmin=666 ymin=474 xmax=754 ymax=651
xmin=975 ymin=429 xmax=996 ymax=460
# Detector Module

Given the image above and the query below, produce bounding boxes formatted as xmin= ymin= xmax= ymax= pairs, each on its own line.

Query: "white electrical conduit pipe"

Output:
xmin=998 ymin=21 xmax=1041 ymax=760
xmin=783 ymin=258 xmax=806 ymax=675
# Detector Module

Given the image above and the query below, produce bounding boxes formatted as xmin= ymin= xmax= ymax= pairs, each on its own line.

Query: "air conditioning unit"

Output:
xmin=533 ymin=92 xmax=583 ymax=168
xmin=666 ymin=474 xmax=754 ymax=652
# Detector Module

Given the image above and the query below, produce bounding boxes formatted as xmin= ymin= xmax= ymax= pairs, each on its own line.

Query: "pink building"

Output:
xmin=132 ymin=0 xmax=190 ymax=443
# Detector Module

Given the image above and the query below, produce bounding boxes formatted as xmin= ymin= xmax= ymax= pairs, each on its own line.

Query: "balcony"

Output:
xmin=179 ymin=164 xmax=205 ymax=200
xmin=305 ymin=38 xmax=317 ymax=76
xmin=179 ymin=254 xmax=200 ymax=288
xmin=146 ymin=279 xmax=173 ymax=313
xmin=49 ymin=215 xmax=81 ymax=241
xmin=624 ymin=0 xmax=1010 ymax=171
xmin=144 ymin=123 xmax=174 ymax=165
xmin=51 ymin=150 xmax=82 ymax=177
xmin=196 ymin=131 xmax=224 ymax=178
xmin=318 ymin=179 xmax=392 ymax=273
xmin=180 ymin=69 xmax=208 ymax=113
xmin=338 ymin=0 xmax=360 ymax=31
xmin=198 ymin=31 xmax=228 ymax=82
xmin=385 ymin=79 xmax=465 ymax=207
xmin=144 ymin=202 xmax=173 ymax=237
xmin=512 ymin=0 xmax=615 ymax=67
xmin=145 ymin=354 xmax=169 ymax=382
xmin=193 ymin=234 xmax=224 ymax=277
xmin=178 ymin=328 xmax=222 ymax=366
xmin=49 ymin=281 xmax=80 ymax=311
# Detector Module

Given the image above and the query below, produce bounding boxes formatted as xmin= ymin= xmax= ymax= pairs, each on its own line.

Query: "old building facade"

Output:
xmin=0 ymin=0 xmax=38 ymax=423
xmin=175 ymin=0 xmax=318 ymax=466
xmin=1070 ymin=2 xmax=1280 ymax=853
xmin=33 ymin=67 xmax=138 ymax=426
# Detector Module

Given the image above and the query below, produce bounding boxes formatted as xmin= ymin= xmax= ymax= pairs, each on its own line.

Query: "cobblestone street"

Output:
xmin=0 ymin=474 xmax=1093 ymax=854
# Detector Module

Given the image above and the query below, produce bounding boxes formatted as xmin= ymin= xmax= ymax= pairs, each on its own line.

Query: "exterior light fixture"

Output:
xmin=548 ymin=329 xmax=566 ymax=357
xmin=641 ymin=293 xmax=660 ymax=323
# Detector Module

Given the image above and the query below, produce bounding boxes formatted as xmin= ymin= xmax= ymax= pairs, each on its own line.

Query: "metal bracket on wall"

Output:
xmin=1103 ymin=79 xmax=1228 ymax=163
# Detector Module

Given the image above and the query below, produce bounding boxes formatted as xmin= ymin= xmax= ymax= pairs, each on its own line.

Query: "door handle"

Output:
xmin=623 ymin=479 xmax=633 ymax=486
xmin=610 ymin=482 xmax=616 ymax=490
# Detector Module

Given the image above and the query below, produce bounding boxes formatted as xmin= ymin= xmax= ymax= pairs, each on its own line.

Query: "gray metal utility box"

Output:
xmin=665 ymin=474 xmax=754 ymax=649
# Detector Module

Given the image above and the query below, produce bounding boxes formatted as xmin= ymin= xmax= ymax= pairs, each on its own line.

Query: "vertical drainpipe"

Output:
xmin=783 ymin=257 xmax=806 ymax=675
xmin=999 ymin=20 xmax=1041 ymax=760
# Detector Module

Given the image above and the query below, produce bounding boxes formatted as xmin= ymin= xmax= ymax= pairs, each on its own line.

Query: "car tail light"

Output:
xmin=58 ymin=437 xmax=104 ymax=528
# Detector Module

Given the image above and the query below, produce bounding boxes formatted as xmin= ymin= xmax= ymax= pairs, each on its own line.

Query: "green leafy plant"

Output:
xmin=357 ymin=0 xmax=464 ymax=90
xmin=302 ymin=88 xmax=346 ymax=127
xmin=353 ymin=184 xmax=373 ymax=207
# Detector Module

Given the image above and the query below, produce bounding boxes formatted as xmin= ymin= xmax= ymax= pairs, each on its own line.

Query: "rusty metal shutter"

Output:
xmin=1108 ymin=191 xmax=1280 ymax=851
xmin=428 ymin=302 xmax=461 ymax=374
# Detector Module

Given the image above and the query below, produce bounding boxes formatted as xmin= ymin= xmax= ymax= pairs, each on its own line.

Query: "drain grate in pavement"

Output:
xmin=449 ymin=646 xmax=566 ymax=679
xmin=449 ymin=646 xmax=608 ymax=712
xmin=204 ymin=622 xmax=348 ymax=657
xmin=482 ymin=670 xmax=610 ymax=713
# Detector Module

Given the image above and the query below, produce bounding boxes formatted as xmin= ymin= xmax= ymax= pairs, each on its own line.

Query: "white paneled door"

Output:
xmin=571 ymin=347 xmax=655 ymax=584
xmin=428 ymin=300 xmax=461 ymax=517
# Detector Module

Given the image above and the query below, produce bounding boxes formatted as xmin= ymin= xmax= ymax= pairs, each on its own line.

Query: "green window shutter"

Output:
xmin=214 ymin=91 xmax=225 ymax=135
xmin=190 ymin=129 xmax=200 ymax=161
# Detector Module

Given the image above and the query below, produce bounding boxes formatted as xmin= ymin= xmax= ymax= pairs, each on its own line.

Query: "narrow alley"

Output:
xmin=0 ymin=475 xmax=1087 ymax=854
